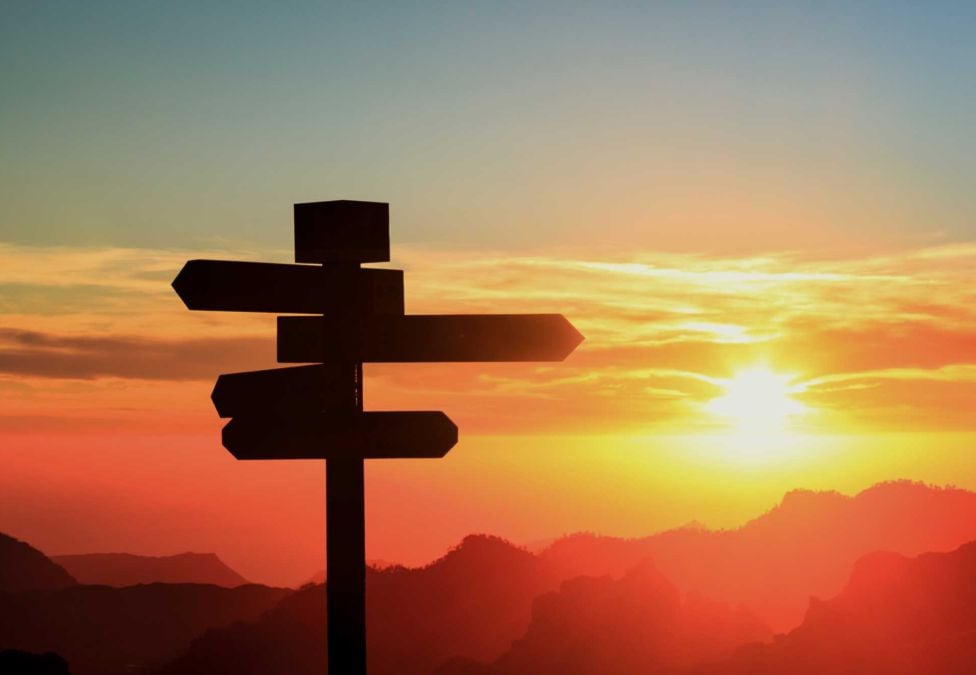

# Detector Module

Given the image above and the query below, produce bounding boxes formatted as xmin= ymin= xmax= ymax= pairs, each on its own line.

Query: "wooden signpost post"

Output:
xmin=172 ymin=200 xmax=583 ymax=674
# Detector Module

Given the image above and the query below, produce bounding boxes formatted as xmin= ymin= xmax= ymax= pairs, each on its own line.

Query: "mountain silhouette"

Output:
xmin=540 ymin=481 xmax=976 ymax=630
xmin=0 ymin=650 xmax=70 ymax=675
xmin=0 ymin=532 xmax=76 ymax=593
xmin=163 ymin=535 xmax=565 ymax=675
xmin=305 ymin=559 xmax=395 ymax=586
xmin=7 ymin=481 xmax=976 ymax=674
xmin=0 ymin=582 xmax=289 ymax=675
xmin=698 ymin=540 xmax=976 ymax=675
xmin=52 ymin=552 xmax=249 ymax=587
xmin=435 ymin=559 xmax=771 ymax=675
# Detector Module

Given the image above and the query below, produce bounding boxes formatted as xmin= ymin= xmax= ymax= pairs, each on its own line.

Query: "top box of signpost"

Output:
xmin=294 ymin=200 xmax=390 ymax=264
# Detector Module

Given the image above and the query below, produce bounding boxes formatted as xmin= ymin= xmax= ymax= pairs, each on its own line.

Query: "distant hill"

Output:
xmin=0 ymin=583 xmax=290 ymax=675
xmin=0 ymin=532 xmax=75 ymax=593
xmin=698 ymin=540 xmax=976 ymax=675
xmin=163 ymin=535 xmax=565 ymax=675
xmin=436 ymin=560 xmax=771 ymax=675
xmin=53 ymin=551 xmax=249 ymax=587
xmin=540 ymin=481 xmax=976 ymax=630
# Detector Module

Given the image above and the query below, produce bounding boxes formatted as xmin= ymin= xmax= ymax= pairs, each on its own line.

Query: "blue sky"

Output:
xmin=2 ymin=2 xmax=975 ymax=252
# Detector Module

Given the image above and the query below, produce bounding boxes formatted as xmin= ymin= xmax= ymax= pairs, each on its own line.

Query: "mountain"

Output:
xmin=0 ymin=532 xmax=76 ymax=592
xmin=540 ymin=481 xmax=976 ymax=630
xmin=699 ymin=540 xmax=976 ymax=675
xmin=436 ymin=560 xmax=771 ymax=675
xmin=52 ymin=551 xmax=249 ymax=587
xmin=305 ymin=560 xmax=395 ymax=586
xmin=0 ymin=583 xmax=290 ymax=675
xmin=0 ymin=650 xmax=70 ymax=675
xmin=162 ymin=535 xmax=565 ymax=675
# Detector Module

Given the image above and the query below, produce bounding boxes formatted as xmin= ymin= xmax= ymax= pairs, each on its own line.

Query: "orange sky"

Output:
xmin=5 ymin=3 xmax=976 ymax=590
xmin=3 ymin=240 xmax=976 ymax=585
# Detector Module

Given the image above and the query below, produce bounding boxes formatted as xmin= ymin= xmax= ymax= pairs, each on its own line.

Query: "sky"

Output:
xmin=3 ymin=2 xmax=976 ymax=587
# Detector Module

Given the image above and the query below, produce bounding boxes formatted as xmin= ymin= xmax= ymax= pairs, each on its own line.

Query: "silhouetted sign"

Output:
xmin=211 ymin=365 xmax=348 ymax=418
xmin=277 ymin=314 xmax=584 ymax=363
xmin=222 ymin=410 xmax=458 ymax=460
xmin=295 ymin=200 xmax=390 ymax=263
xmin=172 ymin=199 xmax=583 ymax=675
xmin=172 ymin=260 xmax=404 ymax=314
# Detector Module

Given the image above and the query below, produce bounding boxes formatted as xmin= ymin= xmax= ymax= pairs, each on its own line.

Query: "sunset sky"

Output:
xmin=3 ymin=3 xmax=976 ymax=587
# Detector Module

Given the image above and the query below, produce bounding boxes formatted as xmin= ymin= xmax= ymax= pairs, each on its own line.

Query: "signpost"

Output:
xmin=172 ymin=199 xmax=583 ymax=674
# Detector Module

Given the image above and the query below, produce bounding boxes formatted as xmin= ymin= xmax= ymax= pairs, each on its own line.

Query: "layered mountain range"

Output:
xmin=3 ymin=480 xmax=976 ymax=674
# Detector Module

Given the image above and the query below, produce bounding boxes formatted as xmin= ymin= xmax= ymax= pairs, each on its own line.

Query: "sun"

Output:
xmin=706 ymin=366 xmax=808 ymax=436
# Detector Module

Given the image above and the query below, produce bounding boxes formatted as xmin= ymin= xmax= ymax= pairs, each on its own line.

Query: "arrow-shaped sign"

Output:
xmin=211 ymin=365 xmax=351 ymax=418
xmin=172 ymin=260 xmax=404 ymax=314
xmin=221 ymin=411 xmax=458 ymax=460
xmin=276 ymin=314 xmax=584 ymax=363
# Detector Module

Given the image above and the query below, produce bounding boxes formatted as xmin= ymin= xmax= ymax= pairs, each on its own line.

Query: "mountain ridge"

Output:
xmin=539 ymin=480 xmax=976 ymax=629
xmin=698 ymin=540 xmax=976 ymax=675
xmin=0 ymin=532 xmax=76 ymax=593
xmin=52 ymin=551 xmax=249 ymax=587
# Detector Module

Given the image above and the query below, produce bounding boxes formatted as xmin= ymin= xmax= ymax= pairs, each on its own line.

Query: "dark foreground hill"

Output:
xmin=0 ymin=532 xmax=75 ymax=593
xmin=52 ymin=551 xmax=249 ymax=587
xmin=162 ymin=536 xmax=769 ymax=675
xmin=436 ymin=560 xmax=771 ymax=675
xmin=0 ymin=582 xmax=289 ymax=675
xmin=540 ymin=481 xmax=976 ymax=630
xmin=697 ymin=540 xmax=976 ymax=675
xmin=0 ymin=650 xmax=70 ymax=675
xmin=163 ymin=535 xmax=565 ymax=675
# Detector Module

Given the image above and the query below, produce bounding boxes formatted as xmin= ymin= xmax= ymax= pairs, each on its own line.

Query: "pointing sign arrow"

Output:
xmin=276 ymin=314 xmax=584 ymax=363
xmin=172 ymin=260 xmax=404 ymax=314
xmin=211 ymin=365 xmax=349 ymax=418
xmin=222 ymin=411 xmax=458 ymax=460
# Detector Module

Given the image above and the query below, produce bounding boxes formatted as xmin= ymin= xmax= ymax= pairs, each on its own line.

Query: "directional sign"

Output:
xmin=172 ymin=198 xmax=584 ymax=675
xmin=276 ymin=314 xmax=584 ymax=363
xmin=211 ymin=365 xmax=352 ymax=418
xmin=172 ymin=260 xmax=404 ymax=314
xmin=295 ymin=200 xmax=390 ymax=264
xmin=221 ymin=411 xmax=458 ymax=460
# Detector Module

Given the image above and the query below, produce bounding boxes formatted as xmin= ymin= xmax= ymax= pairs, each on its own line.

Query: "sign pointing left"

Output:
xmin=172 ymin=260 xmax=404 ymax=314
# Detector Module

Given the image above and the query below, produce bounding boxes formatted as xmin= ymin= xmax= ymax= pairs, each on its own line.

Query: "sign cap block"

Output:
xmin=295 ymin=200 xmax=390 ymax=263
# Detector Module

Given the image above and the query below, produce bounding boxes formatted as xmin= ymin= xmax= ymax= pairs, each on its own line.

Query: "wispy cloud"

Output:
xmin=3 ymin=241 xmax=976 ymax=432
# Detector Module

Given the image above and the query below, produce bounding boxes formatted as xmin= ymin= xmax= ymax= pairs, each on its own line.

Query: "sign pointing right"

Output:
xmin=277 ymin=314 xmax=584 ymax=363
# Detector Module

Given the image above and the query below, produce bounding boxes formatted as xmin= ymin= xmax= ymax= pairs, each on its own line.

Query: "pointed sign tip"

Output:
xmin=171 ymin=262 xmax=193 ymax=308
xmin=558 ymin=315 xmax=585 ymax=359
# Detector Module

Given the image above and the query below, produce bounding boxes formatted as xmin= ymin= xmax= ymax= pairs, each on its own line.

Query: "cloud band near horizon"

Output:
xmin=2 ymin=241 xmax=976 ymax=434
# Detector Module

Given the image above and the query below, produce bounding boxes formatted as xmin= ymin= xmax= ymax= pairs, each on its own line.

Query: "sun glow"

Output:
xmin=705 ymin=366 xmax=810 ymax=463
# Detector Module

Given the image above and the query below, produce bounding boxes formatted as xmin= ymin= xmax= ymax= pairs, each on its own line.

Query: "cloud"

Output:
xmin=3 ymin=240 xmax=976 ymax=431
xmin=0 ymin=328 xmax=274 ymax=380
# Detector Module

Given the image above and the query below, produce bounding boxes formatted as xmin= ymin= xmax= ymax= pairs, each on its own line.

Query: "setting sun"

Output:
xmin=707 ymin=366 xmax=808 ymax=434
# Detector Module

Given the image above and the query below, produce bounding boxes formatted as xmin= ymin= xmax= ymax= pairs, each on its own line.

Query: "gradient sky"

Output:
xmin=3 ymin=2 xmax=976 ymax=586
